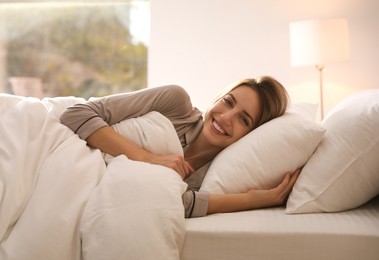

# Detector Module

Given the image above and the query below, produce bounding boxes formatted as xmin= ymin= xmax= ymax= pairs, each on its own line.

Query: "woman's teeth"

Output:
xmin=213 ymin=120 xmax=226 ymax=135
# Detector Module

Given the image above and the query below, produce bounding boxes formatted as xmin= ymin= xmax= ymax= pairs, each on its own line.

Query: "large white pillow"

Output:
xmin=200 ymin=104 xmax=325 ymax=194
xmin=286 ymin=89 xmax=379 ymax=213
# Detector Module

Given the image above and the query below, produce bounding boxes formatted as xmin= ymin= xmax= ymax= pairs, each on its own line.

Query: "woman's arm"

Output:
xmin=207 ymin=168 xmax=301 ymax=214
xmin=87 ymin=125 xmax=194 ymax=179
xmin=60 ymin=85 xmax=199 ymax=178
xmin=60 ymin=85 xmax=200 ymax=140
xmin=86 ymin=125 xmax=150 ymax=161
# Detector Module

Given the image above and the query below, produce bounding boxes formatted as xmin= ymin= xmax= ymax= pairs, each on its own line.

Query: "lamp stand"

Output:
xmin=316 ymin=64 xmax=325 ymax=120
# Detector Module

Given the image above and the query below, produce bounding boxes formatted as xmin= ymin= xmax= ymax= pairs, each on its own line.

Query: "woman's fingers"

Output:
xmin=273 ymin=168 xmax=302 ymax=204
xmin=289 ymin=168 xmax=301 ymax=186
xmin=245 ymin=168 xmax=303 ymax=209
xmin=280 ymin=168 xmax=301 ymax=189
xmin=183 ymin=161 xmax=194 ymax=179
xmin=151 ymin=154 xmax=194 ymax=180
xmin=179 ymin=159 xmax=194 ymax=179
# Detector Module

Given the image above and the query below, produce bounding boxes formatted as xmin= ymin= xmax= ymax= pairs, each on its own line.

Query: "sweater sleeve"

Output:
xmin=60 ymin=85 xmax=197 ymax=140
xmin=182 ymin=161 xmax=211 ymax=218
xmin=182 ymin=191 xmax=209 ymax=218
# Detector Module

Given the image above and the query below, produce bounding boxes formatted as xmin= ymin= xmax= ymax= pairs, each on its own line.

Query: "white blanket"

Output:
xmin=0 ymin=94 xmax=187 ymax=260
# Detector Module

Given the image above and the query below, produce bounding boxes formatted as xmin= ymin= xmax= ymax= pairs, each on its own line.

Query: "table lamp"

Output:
xmin=289 ymin=18 xmax=350 ymax=119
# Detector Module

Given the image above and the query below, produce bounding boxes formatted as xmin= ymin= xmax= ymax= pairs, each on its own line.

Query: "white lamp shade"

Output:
xmin=290 ymin=18 xmax=350 ymax=67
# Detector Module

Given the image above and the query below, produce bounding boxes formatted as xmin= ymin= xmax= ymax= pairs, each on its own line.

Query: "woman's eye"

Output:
xmin=223 ymin=97 xmax=233 ymax=106
xmin=241 ymin=116 xmax=249 ymax=126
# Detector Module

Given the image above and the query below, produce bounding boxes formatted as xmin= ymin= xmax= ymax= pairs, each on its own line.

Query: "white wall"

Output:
xmin=149 ymin=0 xmax=379 ymax=118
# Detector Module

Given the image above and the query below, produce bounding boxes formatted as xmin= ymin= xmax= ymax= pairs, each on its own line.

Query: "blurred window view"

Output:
xmin=0 ymin=1 xmax=149 ymax=99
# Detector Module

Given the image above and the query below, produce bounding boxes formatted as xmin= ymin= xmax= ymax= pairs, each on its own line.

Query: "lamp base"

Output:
xmin=316 ymin=64 xmax=325 ymax=120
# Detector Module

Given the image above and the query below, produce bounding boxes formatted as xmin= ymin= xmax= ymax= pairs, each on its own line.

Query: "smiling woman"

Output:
xmin=0 ymin=0 xmax=149 ymax=98
xmin=59 ymin=75 xmax=293 ymax=218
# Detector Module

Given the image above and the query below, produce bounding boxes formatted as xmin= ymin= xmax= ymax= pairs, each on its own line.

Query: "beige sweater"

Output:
xmin=60 ymin=85 xmax=209 ymax=217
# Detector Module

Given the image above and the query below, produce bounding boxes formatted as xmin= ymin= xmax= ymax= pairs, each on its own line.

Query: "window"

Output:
xmin=0 ymin=0 xmax=149 ymax=99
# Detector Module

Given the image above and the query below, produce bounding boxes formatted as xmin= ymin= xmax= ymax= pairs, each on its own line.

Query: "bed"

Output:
xmin=183 ymin=196 xmax=379 ymax=260
xmin=1 ymin=89 xmax=378 ymax=260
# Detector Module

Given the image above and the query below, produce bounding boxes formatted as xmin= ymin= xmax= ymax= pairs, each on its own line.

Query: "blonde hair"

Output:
xmin=215 ymin=76 xmax=289 ymax=128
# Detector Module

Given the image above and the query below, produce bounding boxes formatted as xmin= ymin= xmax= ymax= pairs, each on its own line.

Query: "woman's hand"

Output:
xmin=149 ymin=154 xmax=194 ymax=180
xmin=207 ymin=168 xmax=302 ymax=215
xmin=246 ymin=168 xmax=302 ymax=209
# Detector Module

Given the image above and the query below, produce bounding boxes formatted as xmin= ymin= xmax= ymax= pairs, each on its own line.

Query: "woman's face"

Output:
xmin=203 ymin=85 xmax=262 ymax=149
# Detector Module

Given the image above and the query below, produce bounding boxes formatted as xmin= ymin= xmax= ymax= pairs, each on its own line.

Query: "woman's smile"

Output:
xmin=211 ymin=118 xmax=228 ymax=136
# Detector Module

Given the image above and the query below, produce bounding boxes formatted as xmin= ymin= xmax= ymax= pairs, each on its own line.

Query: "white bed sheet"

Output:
xmin=182 ymin=195 xmax=379 ymax=260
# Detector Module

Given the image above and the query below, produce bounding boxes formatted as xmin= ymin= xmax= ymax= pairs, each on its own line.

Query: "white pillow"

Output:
xmin=103 ymin=111 xmax=183 ymax=163
xmin=286 ymin=89 xmax=379 ymax=213
xmin=287 ymin=102 xmax=318 ymax=121
xmin=42 ymin=96 xmax=86 ymax=117
xmin=200 ymin=104 xmax=325 ymax=194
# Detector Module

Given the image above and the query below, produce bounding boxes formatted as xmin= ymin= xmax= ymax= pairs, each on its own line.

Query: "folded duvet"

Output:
xmin=0 ymin=94 xmax=187 ymax=260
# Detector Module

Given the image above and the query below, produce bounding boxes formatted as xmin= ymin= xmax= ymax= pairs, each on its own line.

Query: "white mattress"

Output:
xmin=182 ymin=195 xmax=379 ymax=260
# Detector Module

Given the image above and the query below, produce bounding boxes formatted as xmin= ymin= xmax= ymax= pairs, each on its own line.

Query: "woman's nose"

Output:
xmin=220 ymin=109 xmax=236 ymax=125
